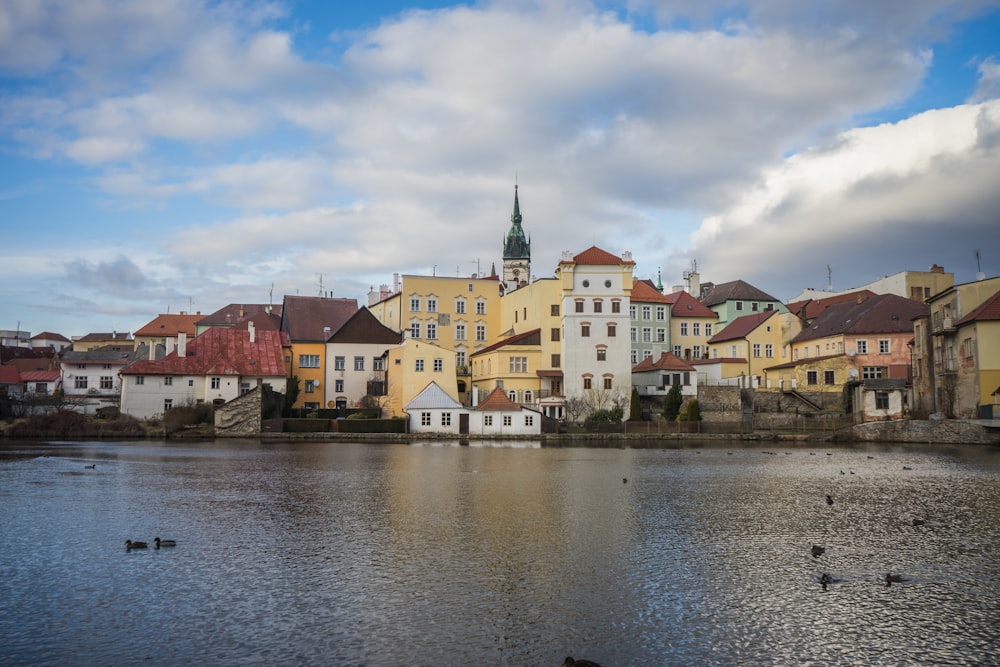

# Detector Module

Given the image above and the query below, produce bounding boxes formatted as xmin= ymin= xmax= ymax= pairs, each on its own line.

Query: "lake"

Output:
xmin=1 ymin=438 xmax=998 ymax=666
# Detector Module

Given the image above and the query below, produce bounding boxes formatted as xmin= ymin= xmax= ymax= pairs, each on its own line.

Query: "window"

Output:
xmin=503 ymin=415 xmax=512 ymax=427
xmin=631 ymin=327 xmax=637 ymax=342
xmin=642 ymin=328 xmax=652 ymax=343
xmin=807 ymin=371 xmax=818 ymax=385
xmin=692 ymin=345 xmax=702 ymax=359
xmin=426 ymin=322 xmax=437 ymax=340
xmin=524 ymin=390 xmax=532 ymax=403
xmin=583 ymin=377 xmax=592 ymax=390
xmin=964 ymin=337 xmax=974 ymax=358
xmin=551 ymin=354 xmax=561 ymax=367
xmin=596 ymin=348 xmax=607 ymax=361
xmin=101 ymin=376 xmax=114 ymax=389
xmin=427 ymin=298 xmax=437 ymax=313
xmin=299 ymin=354 xmax=320 ymax=368
xmin=631 ymin=349 xmax=638 ymax=364
xmin=879 ymin=339 xmax=891 ymax=354
xmin=581 ymin=324 xmax=590 ymax=337
xmin=630 ymin=305 xmax=637 ymax=319
xmin=656 ymin=328 xmax=666 ymax=342
xmin=441 ymin=412 xmax=451 ymax=426
xmin=751 ymin=302 xmax=760 ymax=312
xmin=765 ymin=344 xmax=774 ymax=358
xmin=484 ymin=415 xmax=493 ymax=426
xmin=593 ymin=300 xmax=602 ymax=313
xmin=475 ymin=324 xmax=486 ymax=341
xmin=509 ymin=356 xmax=528 ymax=373
xmin=575 ymin=300 xmax=585 ymax=313
xmin=456 ymin=351 xmax=466 ymax=367
xmin=211 ymin=377 xmax=221 ymax=389
xmin=875 ymin=391 xmax=890 ymax=410
xmin=410 ymin=297 xmax=421 ymax=311
xmin=374 ymin=357 xmax=385 ymax=371
xmin=607 ymin=323 xmax=616 ymax=337
xmin=421 ymin=412 xmax=432 ymax=426
xmin=164 ymin=399 xmax=173 ymax=412
xmin=692 ymin=322 xmax=700 ymax=336
xmin=75 ymin=376 xmax=88 ymax=389
xmin=705 ymin=324 xmax=713 ymax=336
xmin=824 ymin=370 xmax=835 ymax=385
xmin=332 ymin=356 xmax=344 ymax=371
xmin=736 ymin=301 xmax=744 ymax=311
xmin=656 ymin=306 xmax=666 ymax=321
xmin=455 ymin=299 xmax=466 ymax=314
xmin=77 ymin=364 xmax=86 ymax=369
xmin=434 ymin=358 xmax=443 ymax=372
xmin=603 ymin=377 xmax=613 ymax=390
xmin=188 ymin=379 xmax=194 ymax=387
xmin=862 ymin=366 xmax=885 ymax=379
xmin=857 ymin=340 xmax=868 ymax=354
xmin=305 ymin=380 xmax=316 ymax=393
xmin=642 ymin=306 xmax=651 ymax=320
xmin=335 ymin=379 xmax=344 ymax=392
xmin=455 ymin=323 xmax=466 ymax=341
xmin=525 ymin=415 xmax=534 ymax=426
xmin=476 ymin=301 xmax=486 ymax=315
xmin=680 ymin=322 xmax=688 ymax=336
xmin=551 ymin=328 xmax=560 ymax=342
xmin=611 ymin=301 xmax=621 ymax=313
xmin=409 ymin=322 xmax=421 ymax=338
xmin=415 ymin=359 xmax=425 ymax=372
xmin=753 ymin=343 xmax=761 ymax=358
xmin=354 ymin=356 xmax=365 ymax=371
xmin=508 ymin=390 xmax=517 ymax=403
xmin=551 ymin=304 xmax=559 ymax=316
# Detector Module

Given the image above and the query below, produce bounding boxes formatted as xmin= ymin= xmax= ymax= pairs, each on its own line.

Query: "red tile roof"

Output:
xmin=955 ymin=288 xmax=1000 ymax=325
xmin=562 ymin=246 xmax=635 ymax=266
xmin=631 ymin=278 xmax=671 ymax=304
xmin=470 ymin=329 xmax=541 ymax=357
xmin=134 ymin=313 xmax=202 ymax=337
xmin=121 ymin=328 xmax=288 ymax=377
xmin=31 ymin=332 xmax=71 ymax=342
xmin=665 ymin=290 xmax=718 ymax=318
xmin=20 ymin=370 xmax=60 ymax=382
xmin=708 ymin=310 xmax=777 ymax=343
xmin=0 ymin=365 xmax=21 ymax=384
xmin=787 ymin=290 xmax=877 ymax=322
xmin=476 ymin=386 xmax=523 ymax=411
xmin=631 ymin=352 xmax=696 ymax=373
xmin=197 ymin=304 xmax=283 ymax=329
xmin=791 ymin=293 xmax=927 ymax=343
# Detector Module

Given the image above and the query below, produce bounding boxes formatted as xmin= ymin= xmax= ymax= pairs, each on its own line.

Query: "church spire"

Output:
xmin=502 ymin=184 xmax=530 ymax=291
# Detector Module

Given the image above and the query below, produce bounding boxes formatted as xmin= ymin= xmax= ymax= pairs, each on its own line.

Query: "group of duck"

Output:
xmin=124 ymin=538 xmax=176 ymax=550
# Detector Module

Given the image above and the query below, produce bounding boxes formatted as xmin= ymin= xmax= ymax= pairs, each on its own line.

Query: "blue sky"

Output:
xmin=2 ymin=0 xmax=1000 ymax=338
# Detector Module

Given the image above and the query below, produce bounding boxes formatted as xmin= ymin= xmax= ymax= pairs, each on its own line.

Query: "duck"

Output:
xmin=826 ymin=495 xmax=834 ymax=506
xmin=885 ymin=573 xmax=905 ymax=586
xmin=125 ymin=540 xmax=148 ymax=550
xmin=564 ymin=658 xmax=602 ymax=667
xmin=84 ymin=464 xmax=96 ymax=469
xmin=820 ymin=572 xmax=832 ymax=590
xmin=912 ymin=518 xmax=926 ymax=527
xmin=154 ymin=537 xmax=176 ymax=548
xmin=811 ymin=544 xmax=825 ymax=558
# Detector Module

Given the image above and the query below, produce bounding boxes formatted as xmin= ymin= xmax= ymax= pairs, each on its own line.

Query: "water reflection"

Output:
xmin=1 ymin=440 xmax=998 ymax=665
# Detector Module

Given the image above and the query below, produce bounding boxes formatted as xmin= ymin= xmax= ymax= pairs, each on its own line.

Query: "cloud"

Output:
xmin=970 ymin=56 xmax=1000 ymax=102
xmin=64 ymin=255 xmax=151 ymax=294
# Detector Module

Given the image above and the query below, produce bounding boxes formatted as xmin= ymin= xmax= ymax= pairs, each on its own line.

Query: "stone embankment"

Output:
xmin=847 ymin=419 xmax=1000 ymax=445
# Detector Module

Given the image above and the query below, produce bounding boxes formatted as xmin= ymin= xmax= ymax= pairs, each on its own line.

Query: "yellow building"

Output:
xmin=469 ymin=329 xmax=544 ymax=407
xmin=368 ymin=273 xmax=503 ymax=404
xmin=706 ymin=310 xmax=788 ymax=388
xmin=383 ymin=339 xmax=460 ymax=418
xmin=664 ymin=290 xmax=718 ymax=361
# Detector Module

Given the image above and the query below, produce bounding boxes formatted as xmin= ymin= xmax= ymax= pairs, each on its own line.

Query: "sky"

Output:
xmin=2 ymin=0 xmax=1000 ymax=339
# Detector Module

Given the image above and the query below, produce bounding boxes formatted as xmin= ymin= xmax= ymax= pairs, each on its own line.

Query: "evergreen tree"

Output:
xmin=629 ymin=387 xmax=641 ymax=421
xmin=663 ymin=383 xmax=682 ymax=420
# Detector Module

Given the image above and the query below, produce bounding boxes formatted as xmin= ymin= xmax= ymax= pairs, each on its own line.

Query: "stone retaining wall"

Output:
xmin=848 ymin=419 xmax=999 ymax=445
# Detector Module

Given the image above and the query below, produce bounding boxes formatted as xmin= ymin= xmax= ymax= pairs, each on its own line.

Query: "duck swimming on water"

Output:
xmin=885 ymin=573 xmax=905 ymax=586
xmin=564 ymin=658 xmax=602 ymax=667
xmin=811 ymin=544 xmax=825 ymax=558
xmin=125 ymin=540 xmax=148 ymax=550
xmin=154 ymin=537 xmax=176 ymax=548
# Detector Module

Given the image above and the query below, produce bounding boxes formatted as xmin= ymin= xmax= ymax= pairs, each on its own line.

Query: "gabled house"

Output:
xmin=29 ymin=332 xmax=71 ymax=354
xmin=324 ymin=307 xmax=403 ymax=410
xmin=949 ymin=287 xmax=1000 ymax=418
xmin=196 ymin=303 xmax=282 ymax=335
xmin=281 ymin=295 xmax=358 ymax=410
xmin=630 ymin=278 xmax=672 ymax=366
xmin=119 ymin=324 xmax=289 ymax=420
xmin=20 ymin=370 xmax=62 ymax=398
xmin=474 ymin=385 xmax=541 ymax=435
xmin=469 ymin=328 xmax=542 ymax=409
xmin=631 ymin=352 xmax=697 ymax=398
xmin=404 ymin=380 xmax=468 ymax=435
xmin=706 ymin=310 xmax=786 ymax=388
xmin=700 ymin=279 xmax=786 ymax=329
xmin=663 ymin=290 xmax=718 ymax=362
xmin=384 ymin=339 xmax=460 ymax=419
xmin=787 ymin=290 xmax=877 ymax=327
xmin=133 ymin=313 xmax=202 ymax=359
xmin=71 ymin=331 xmax=133 ymax=352
xmin=60 ymin=343 xmax=148 ymax=414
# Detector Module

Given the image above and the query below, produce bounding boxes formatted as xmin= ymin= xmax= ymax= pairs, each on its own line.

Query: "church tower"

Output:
xmin=502 ymin=185 xmax=530 ymax=292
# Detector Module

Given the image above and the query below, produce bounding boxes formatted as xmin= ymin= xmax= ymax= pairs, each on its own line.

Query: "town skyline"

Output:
xmin=2 ymin=1 xmax=999 ymax=338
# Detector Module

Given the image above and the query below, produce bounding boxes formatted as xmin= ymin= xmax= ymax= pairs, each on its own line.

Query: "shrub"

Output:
xmin=663 ymin=384 xmax=683 ymax=420
xmin=586 ymin=405 xmax=624 ymax=424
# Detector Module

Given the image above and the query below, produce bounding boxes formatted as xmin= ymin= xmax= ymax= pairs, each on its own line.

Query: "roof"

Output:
xmin=77 ymin=332 xmax=132 ymax=342
xmin=280 ymin=295 xmax=358 ymax=342
xmin=631 ymin=278 xmax=671 ymax=304
xmin=404 ymin=381 xmax=463 ymax=410
xmin=791 ymin=293 xmax=929 ymax=343
xmin=61 ymin=344 xmax=147 ymax=364
xmin=708 ymin=310 xmax=778 ymax=343
xmin=955 ymin=288 xmax=1000 ymax=326
xmin=327 ymin=307 xmax=403 ymax=345
xmin=562 ymin=246 xmax=635 ymax=266
xmin=788 ymin=290 xmax=877 ymax=322
xmin=476 ymin=386 xmax=523 ymax=411
xmin=701 ymin=280 xmax=780 ymax=307
xmin=665 ymin=290 xmax=718 ymax=319
xmin=0 ymin=365 xmax=21 ymax=384
xmin=20 ymin=370 xmax=60 ymax=382
xmin=134 ymin=313 xmax=202 ymax=338
xmin=196 ymin=303 xmax=283 ymax=329
xmin=690 ymin=357 xmax=747 ymax=365
xmin=763 ymin=353 xmax=846 ymax=371
xmin=861 ymin=378 xmax=908 ymax=391
xmin=632 ymin=352 xmax=696 ymax=373
xmin=121 ymin=328 xmax=287 ymax=377
xmin=6 ymin=357 xmax=58 ymax=373
xmin=30 ymin=332 xmax=70 ymax=342
xmin=470 ymin=329 xmax=541 ymax=357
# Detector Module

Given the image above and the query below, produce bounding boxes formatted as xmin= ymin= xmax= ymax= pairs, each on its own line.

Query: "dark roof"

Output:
xmin=631 ymin=278 xmax=671 ymax=304
xmin=701 ymin=280 xmax=779 ymax=307
xmin=327 ymin=307 xmax=403 ymax=345
xmin=196 ymin=303 xmax=282 ymax=328
xmin=665 ymin=290 xmax=717 ymax=318
xmin=708 ymin=310 xmax=778 ymax=343
xmin=955 ymin=288 xmax=1000 ymax=326
xmin=470 ymin=329 xmax=541 ymax=357
xmin=788 ymin=290 xmax=877 ymax=322
xmin=861 ymin=379 xmax=908 ymax=390
xmin=77 ymin=332 xmax=132 ymax=342
xmin=791 ymin=293 xmax=928 ymax=343
xmin=61 ymin=344 xmax=147 ymax=364
xmin=121 ymin=328 xmax=287 ymax=377
xmin=632 ymin=352 xmax=696 ymax=373
xmin=280 ymin=296 xmax=358 ymax=342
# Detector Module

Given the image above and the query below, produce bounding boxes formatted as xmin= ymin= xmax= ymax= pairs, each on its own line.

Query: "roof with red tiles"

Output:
xmin=562 ymin=246 xmax=636 ymax=266
xmin=708 ymin=310 xmax=778 ymax=343
xmin=476 ymin=386 xmax=523 ymax=411
xmin=955 ymin=288 xmax=1000 ymax=326
xmin=121 ymin=327 xmax=288 ymax=377
xmin=700 ymin=279 xmax=780 ymax=307
xmin=6 ymin=357 xmax=59 ymax=373
xmin=197 ymin=303 xmax=283 ymax=329
xmin=791 ymin=293 xmax=928 ymax=343
xmin=665 ymin=290 xmax=718 ymax=319
xmin=134 ymin=313 xmax=202 ymax=338
xmin=631 ymin=278 xmax=671 ymax=304
xmin=30 ymin=332 xmax=71 ymax=342
xmin=0 ymin=365 xmax=21 ymax=384
xmin=787 ymin=290 xmax=878 ymax=322
xmin=470 ymin=329 xmax=541 ymax=357
xmin=327 ymin=307 xmax=403 ymax=345
xmin=20 ymin=370 xmax=60 ymax=382
xmin=631 ymin=352 xmax=696 ymax=373
xmin=280 ymin=295 xmax=358 ymax=342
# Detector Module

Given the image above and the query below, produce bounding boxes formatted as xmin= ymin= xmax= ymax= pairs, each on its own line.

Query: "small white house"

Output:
xmin=474 ymin=386 xmax=542 ymax=435
xmin=404 ymin=381 xmax=470 ymax=434
xmin=632 ymin=352 xmax=698 ymax=397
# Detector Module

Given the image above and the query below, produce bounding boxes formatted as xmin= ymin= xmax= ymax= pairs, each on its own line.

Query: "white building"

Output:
xmin=60 ymin=343 xmax=148 ymax=414
xmin=324 ymin=307 xmax=402 ymax=409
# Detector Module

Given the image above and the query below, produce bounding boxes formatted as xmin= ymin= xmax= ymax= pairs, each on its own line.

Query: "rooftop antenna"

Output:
xmin=471 ymin=258 xmax=481 ymax=277
xmin=976 ymin=249 xmax=985 ymax=280
xmin=317 ymin=273 xmax=324 ymax=297
xmin=827 ymin=264 xmax=833 ymax=292
xmin=269 ymin=283 xmax=274 ymax=307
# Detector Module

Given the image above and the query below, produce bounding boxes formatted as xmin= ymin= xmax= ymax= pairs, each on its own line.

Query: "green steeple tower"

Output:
xmin=502 ymin=185 xmax=530 ymax=290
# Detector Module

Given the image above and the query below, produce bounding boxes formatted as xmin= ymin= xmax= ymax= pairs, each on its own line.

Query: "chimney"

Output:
xmin=178 ymin=332 xmax=187 ymax=358
xmin=149 ymin=342 xmax=155 ymax=361
xmin=248 ymin=321 xmax=256 ymax=343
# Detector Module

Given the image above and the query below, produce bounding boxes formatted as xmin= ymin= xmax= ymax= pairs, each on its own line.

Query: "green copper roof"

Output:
xmin=503 ymin=185 xmax=530 ymax=261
